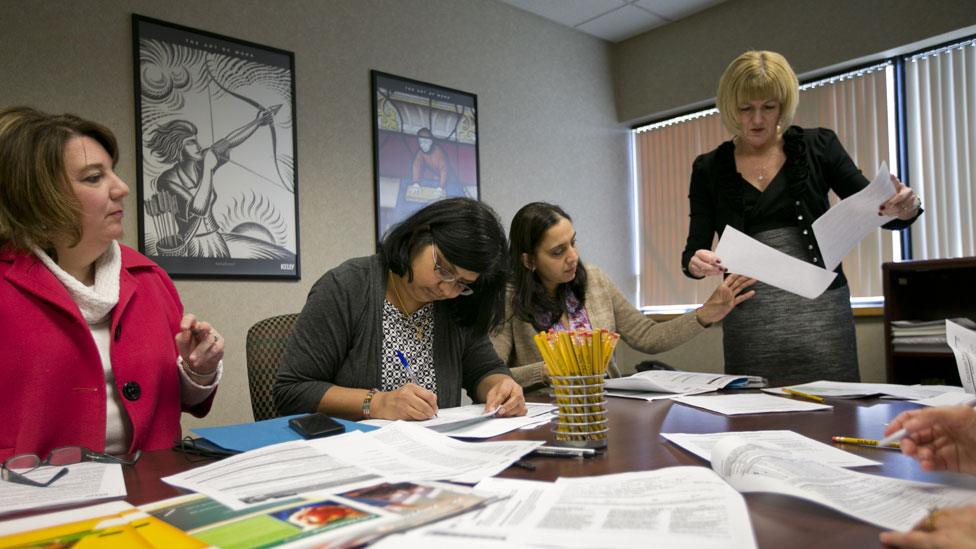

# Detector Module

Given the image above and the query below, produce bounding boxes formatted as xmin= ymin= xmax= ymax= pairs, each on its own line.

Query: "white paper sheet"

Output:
xmin=363 ymin=403 xmax=555 ymax=438
xmin=661 ymin=430 xmax=880 ymax=467
xmin=714 ymin=225 xmax=837 ymax=299
xmin=324 ymin=422 xmax=543 ymax=485
xmin=163 ymin=436 xmax=380 ymax=509
xmin=163 ymin=423 xmax=542 ymax=509
xmin=762 ymin=380 xmax=963 ymax=400
xmin=510 ymin=468 xmax=757 ymax=549
xmin=605 ymin=370 xmax=765 ymax=393
xmin=948 ymin=319 xmax=976 ymax=394
xmin=0 ymin=462 xmax=126 ymax=517
xmin=812 ymin=162 xmax=898 ymax=271
xmin=712 ymin=437 xmax=976 ymax=531
xmin=673 ymin=393 xmax=832 ymax=415
xmin=913 ymin=390 xmax=976 ymax=407
xmin=606 ymin=389 xmax=711 ymax=401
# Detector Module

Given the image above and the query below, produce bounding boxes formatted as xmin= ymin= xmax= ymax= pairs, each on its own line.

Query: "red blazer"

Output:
xmin=0 ymin=244 xmax=215 ymax=460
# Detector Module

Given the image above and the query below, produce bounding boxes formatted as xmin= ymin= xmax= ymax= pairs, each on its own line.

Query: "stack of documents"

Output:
xmin=606 ymin=370 xmax=766 ymax=401
xmin=164 ymin=422 xmax=542 ymax=510
xmin=672 ymin=393 xmax=831 ymax=415
xmin=892 ymin=318 xmax=976 ymax=353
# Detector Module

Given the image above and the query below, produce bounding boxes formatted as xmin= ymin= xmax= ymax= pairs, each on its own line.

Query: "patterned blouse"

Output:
xmin=380 ymin=299 xmax=437 ymax=392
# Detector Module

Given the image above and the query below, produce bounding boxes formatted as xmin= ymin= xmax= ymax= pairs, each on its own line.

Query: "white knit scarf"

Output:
xmin=32 ymin=241 xmax=122 ymax=324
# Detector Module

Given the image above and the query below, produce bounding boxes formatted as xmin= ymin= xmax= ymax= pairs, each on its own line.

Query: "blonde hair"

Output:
xmin=716 ymin=50 xmax=799 ymax=136
xmin=0 ymin=106 xmax=118 ymax=252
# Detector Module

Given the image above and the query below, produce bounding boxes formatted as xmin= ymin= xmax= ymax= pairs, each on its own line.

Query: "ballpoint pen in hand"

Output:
xmin=394 ymin=350 xmax=419 ymax=385
xmin=879 ymin=400 xmax=976 ymax=446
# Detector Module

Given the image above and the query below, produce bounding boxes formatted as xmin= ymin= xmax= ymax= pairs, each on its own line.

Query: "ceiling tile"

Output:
xmin=497 ymin=0 xmax=627 ymax=27
xmin=576 ymin=4 xmax=667 ymax=42
xmin=634 ymin=0 xmax=725 ymax=21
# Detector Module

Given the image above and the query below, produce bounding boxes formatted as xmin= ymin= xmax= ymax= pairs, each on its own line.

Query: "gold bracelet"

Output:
xmin=362 ymin=388 xmax=378 ymax=419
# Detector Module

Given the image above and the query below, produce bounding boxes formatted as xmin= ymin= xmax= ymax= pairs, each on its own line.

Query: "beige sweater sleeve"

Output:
xmin=490 ymin=288 xmax=548 ymax=389
xmin=589 ymin=266 xmax=705 ymax=354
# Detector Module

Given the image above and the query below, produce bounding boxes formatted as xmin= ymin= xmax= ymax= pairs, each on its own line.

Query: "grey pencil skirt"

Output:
xmin=721 ymin=227 xmax=859 ymax=385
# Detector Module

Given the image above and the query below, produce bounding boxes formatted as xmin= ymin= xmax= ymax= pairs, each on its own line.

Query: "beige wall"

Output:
xmin=1 ymin=0 xmax=629 ymax=429
xmin=3 ymin=1 xmax=964 ymax=432
xmin=613 ymin=0 xmax=976 ymax=123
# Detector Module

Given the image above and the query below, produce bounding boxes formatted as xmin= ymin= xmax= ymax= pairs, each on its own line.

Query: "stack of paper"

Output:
xmin=763 ymin=380 xmax=969 ymax=405
xmin=0 ymin=462 xmax=127 ymax=518
xmin=606 ymin=370 xmax=766 ymax=401
xmin=363 ymin=402 xmax=554 ymax=438
xmin=672 ymin=393 xmax=831 ymax=415
xmin=892 ymin=318 xmax=976 ymax=353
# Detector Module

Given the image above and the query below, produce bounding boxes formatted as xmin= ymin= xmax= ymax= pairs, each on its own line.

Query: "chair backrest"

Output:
xmin=245 ymin=313 xmax=300 ymax=421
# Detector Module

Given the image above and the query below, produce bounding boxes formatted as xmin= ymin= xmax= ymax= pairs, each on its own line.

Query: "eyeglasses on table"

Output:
xmin=1 ymin=446 xmax=141 ymax=488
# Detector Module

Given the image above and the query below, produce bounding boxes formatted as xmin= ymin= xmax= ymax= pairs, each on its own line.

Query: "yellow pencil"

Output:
xmin=783 ymin=388 xmax=826 ymax=403
xmin=832 ymin=436 xmax=901 ymax=449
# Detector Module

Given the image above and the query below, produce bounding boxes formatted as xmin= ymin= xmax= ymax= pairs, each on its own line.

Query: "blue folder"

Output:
xmin=191 ymin=414 xmax=378 ymax=453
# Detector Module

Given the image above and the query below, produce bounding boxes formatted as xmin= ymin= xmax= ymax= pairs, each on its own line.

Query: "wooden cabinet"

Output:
xmin=883 ymin=257 xmax=976 ymax=385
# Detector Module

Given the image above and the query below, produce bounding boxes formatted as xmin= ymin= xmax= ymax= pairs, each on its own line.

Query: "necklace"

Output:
xmin=736 ymin=140 xmax=782 ymax=184
xmin=388 ymin=272 xmax=428 ymax=340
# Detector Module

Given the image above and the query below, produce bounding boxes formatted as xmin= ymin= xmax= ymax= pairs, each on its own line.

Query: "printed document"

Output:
xmin=812 ymin=162 xmax=898 ymax=271
xmin=0 ymin=462 xmax=126 ymax=517
xmin=712 ymin=437 xmax=976 ymax=531
xmin=661 ymin=430 xmax=879 ymax=467
xmin=673 ymin=393 xmax=831 ymax=415
xmin=714 ymin=225 xmax=836 ymax=299
xmin=510 ymin=468 xmax=757 ymax=549
xmin=164 ymin=423 xmax=541 ymax=509
xmin=606 ymin=370 xmax=766 ymax=394
xmin=763 ymin=380 xmax=964 ymax=400
xmin=948 ymin=318 xmax=976 ymax=394
xmin=363 ymin=402 xmax=555 ymax=438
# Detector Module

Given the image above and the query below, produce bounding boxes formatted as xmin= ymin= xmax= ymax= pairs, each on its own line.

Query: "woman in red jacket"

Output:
xmin=0 ymin=106 xmax=223 ymax=462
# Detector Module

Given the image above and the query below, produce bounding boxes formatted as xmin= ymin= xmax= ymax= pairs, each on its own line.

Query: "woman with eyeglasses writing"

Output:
xmin=275 ymin=198 xmax=526 ymax=421
xmin=0 ymin=107 xmax=223 ymax=462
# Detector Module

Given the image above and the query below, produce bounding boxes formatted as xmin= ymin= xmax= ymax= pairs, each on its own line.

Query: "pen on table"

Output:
xmin=831 ymin=436 xmax=900 ymax=449
xmin=394 ymin=350 xmax=419 ymax=385
xmin=783 ymin=388 xmax=826 ymax=403
xmin=512 ymin=459 xmax=536 ymax=471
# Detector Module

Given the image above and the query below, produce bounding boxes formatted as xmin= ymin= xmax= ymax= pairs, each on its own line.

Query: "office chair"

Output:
xmin=245 ymin=313 xmax=299 ymax=421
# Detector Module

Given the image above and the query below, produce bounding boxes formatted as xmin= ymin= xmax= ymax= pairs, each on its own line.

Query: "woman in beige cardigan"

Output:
xmin=491 ymin=202 xmax=756 ymax=390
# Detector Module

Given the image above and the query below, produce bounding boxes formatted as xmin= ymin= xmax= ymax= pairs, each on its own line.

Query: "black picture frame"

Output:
xmin=371 ymin=71 xmax=480 ymax=242
xmin=132 ymin=15 xmax=299 ymax=279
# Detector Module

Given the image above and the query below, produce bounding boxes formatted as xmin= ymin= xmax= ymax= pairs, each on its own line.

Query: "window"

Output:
xmin=905 ymin=39 xmax=976 ymax=260
xmin=634 ymin=64 xmax=895 ymax=309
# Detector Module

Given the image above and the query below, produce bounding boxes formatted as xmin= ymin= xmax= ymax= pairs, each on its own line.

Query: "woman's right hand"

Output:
xmin=688 ymin=249 xmax=726 ymax=278
xmin=373 ymin=384 xmax=438 ymax=420
xmin=885 ymin=405 xmax=976 ymax=474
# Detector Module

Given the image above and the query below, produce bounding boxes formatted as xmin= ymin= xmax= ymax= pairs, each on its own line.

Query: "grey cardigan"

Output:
xmin=274 ymin=254 xmax=510 ymax=414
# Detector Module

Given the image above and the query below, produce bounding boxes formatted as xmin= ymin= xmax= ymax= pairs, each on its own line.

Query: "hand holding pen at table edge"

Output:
xmin=881 ymin=404 xmax=976 ymax=474
xmin=373 ymin=350 xmax=438 ymax=420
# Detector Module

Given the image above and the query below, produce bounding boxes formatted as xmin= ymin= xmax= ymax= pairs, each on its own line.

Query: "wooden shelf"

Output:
xmin=883 ymin=257 xmax=976 ymax=385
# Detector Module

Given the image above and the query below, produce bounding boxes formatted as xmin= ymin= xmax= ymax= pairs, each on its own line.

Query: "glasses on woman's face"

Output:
xmin=1 ymin=447 xmax=141 ymax=488
xmin=431 ymin=245 xmax=474 ymax=296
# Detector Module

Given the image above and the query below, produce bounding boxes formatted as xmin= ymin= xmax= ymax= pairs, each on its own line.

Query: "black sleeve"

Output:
xmin=681 ymin=155 xmax=717 ymax=279
xmin=817 ymin=128 xmax=921 ymax=230
xmin=459 ymin=329 xmax=511 ymax=403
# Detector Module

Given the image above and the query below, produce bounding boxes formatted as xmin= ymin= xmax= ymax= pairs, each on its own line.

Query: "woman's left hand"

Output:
xmin=879 ymin=504 xmax=976 ymax=548
xmin=484 ymin=376 xmax=527 ymax=417
xmin=696 ymin=274 xmax=757 ymax=326
xmin=175 ymin=313 xmax=224 ymax=379
xmin=880 ymin=175 xmax=920 ymax=220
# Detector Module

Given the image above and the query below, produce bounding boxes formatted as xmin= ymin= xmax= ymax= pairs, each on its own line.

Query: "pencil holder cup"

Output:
xmin=548 ymin=374 xmax=608 ymax=448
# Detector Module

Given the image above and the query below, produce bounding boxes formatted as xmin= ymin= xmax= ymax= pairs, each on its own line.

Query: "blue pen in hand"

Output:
xmin=394 ymin=350 xmax=419 ymax=386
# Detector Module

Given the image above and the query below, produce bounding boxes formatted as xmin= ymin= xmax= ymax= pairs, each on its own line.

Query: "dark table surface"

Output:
xmin=9 ymin=393 xmax=975 ymax=548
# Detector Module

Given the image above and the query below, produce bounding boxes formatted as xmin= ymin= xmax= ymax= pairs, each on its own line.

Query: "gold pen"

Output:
xmin=783 ymin=388 xmax=826 ymax=403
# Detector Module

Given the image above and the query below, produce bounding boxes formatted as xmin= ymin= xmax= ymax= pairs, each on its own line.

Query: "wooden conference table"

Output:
xmin=117 ymin=393 xmax=973 ymax=549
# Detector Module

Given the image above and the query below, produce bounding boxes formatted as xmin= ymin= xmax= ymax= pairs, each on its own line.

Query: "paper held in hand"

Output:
xmin=714 ymin=163 xmax=899 ymax=299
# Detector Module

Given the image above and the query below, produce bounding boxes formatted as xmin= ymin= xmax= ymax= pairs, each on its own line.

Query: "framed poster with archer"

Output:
xmin=132 ymin=15 xmax=299 ymax=279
